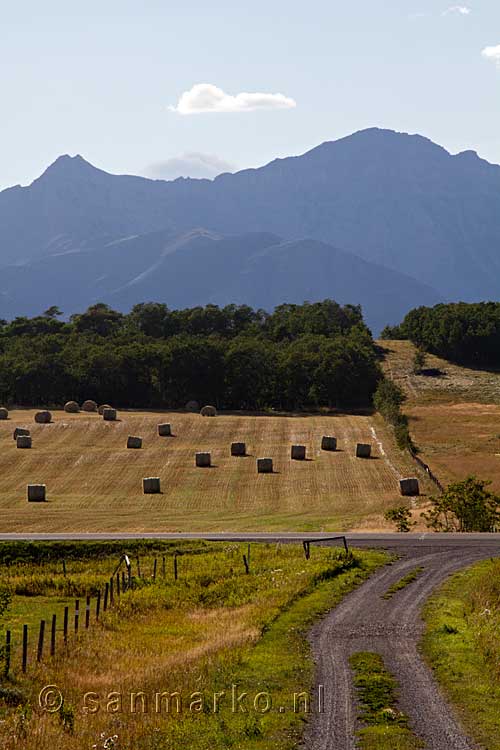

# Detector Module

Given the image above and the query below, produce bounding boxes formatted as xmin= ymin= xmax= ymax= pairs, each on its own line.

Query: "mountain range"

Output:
xmin=2 ymin=127 xmax=500 ymax=332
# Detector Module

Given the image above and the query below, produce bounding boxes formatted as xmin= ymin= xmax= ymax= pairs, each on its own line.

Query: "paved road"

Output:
xmin=1 ymin=531 xmax=500 ymax=550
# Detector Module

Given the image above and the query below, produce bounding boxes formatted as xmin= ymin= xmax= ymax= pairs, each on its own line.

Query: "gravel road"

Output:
xmin=303 ymin=543 xmax=500 ymax=750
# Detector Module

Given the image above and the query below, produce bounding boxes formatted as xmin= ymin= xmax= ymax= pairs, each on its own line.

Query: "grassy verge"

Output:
xmin=0 ymin=542 xmax=388 ymax=749
xmin=349 ymin=652 xmax=423 ymax=750
xmin=422 ymin=558 xmax=500 ymax=750
xmin=381 ymin=567 xmax=424 ymax=600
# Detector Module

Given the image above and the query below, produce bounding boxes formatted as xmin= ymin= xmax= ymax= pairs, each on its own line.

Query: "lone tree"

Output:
xmin=384 ymin=506 xmax=415 ymax=532
xmin=412 ymin=347 xmax=428 ymax=374
xmin=422 ymin=475 xmax=500 ymax=532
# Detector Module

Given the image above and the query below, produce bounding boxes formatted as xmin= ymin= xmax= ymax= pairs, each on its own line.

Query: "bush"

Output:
xmin=422 ymin=475 xmax=500 ymax=532
xmin=373 ymin=379 xmax=415 ymax=452
xmin=384 ymin=506 xmax=415 ymax=533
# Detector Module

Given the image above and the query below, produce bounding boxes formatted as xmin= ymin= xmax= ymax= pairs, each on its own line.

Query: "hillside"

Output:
xmin=3 ymin=127 xmax=500 ymax=323
xmin=0 ymin=408 xmax=427 ymax=533
xmin=381 ymin=340 xmax=500 ymax=492
xmin=0 ymin=229 xmax=439 ymax=334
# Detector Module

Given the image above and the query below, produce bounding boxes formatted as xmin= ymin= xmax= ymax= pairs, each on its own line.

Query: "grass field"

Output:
xmin=0 ymin=408 xmax=424 ymax=533
xmin=380 ymin=340 xmax=500 ymax=493
xmin=422 ymin=558 xmax=500 ymax=749
xmin=0 ymin=541 xmax=387 ymax=750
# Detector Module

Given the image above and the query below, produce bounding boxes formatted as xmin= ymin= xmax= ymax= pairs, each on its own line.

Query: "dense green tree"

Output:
xmin=0 ymin=300 xmax=380 ymax=410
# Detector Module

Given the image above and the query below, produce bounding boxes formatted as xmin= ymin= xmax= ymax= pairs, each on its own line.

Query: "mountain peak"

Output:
xmin=34 ymin=154 xmax=103 ymax=184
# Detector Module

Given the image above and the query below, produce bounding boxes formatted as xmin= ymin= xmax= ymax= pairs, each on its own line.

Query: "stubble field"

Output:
xmin=0 ymin=408 xmax=422 ymax=533
xmin=380 ymin=340 xmax=500 ymax=492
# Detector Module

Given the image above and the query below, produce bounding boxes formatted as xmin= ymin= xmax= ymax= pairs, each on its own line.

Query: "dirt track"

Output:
xmin=303 ymin=543 xmax=500 ymax=750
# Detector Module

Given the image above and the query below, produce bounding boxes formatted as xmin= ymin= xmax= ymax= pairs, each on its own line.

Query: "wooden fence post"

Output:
xmin=153 ymin=558 xmax=157 ymax=581
xmin=116 ymin=573 xmax=120 ymax=597
xmin=85 ymin=596 xmax=91 ymax=629
xmin=37 ymin=620 xmax=45 ymax=662
xmin=109 ymin=578 xmax=114 ymax=606
xmin=22 ymin=625 xmax=28 ymax=673
xmin=50 ymin=614 xmax=56 ymax=657
xmin=4 ymin=630 xmax=11 ymax=677
xmin=162 ymin=556 xmax=166 ymax=578
xmin=63 ymin=607 xmax=69 ymax=644
xmin=96 ymin=590 xmax=101 ymax=620
xmin=74 ymin=600 xmax=80 ymax=633
xmin=104 ymin=582 xmax=109 ymax=612
xmin=243 ymin=555 xmax=250 ymax=574
xmin=121 ymin=571 xmax=126 ymax=592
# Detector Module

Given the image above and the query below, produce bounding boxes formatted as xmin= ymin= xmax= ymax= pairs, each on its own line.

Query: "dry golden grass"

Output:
xmin=380 ymin=340 xmax=500 ymax=492
xmin=0 ymin=408 xmax=422 ymax=533
xmin=0 ymin=544 xmax=388 ymax=750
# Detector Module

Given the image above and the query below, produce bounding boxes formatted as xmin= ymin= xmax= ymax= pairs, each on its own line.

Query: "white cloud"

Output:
xmin=144 ymin=152 xmax=236 ymax=180
xmin=442 ymin=5 xmax=471 ymax=14
xmin=170 ymin=83 xmax=296 ymax=115
xmin=482 ymin=45 xmax=500 ymax=66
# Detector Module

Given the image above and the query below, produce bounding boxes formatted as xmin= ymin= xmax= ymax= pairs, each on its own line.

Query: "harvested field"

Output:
xmin=380 ymin=340 xmax=500 ymax=492
xmin=0 ymin=409 xmax=424 ymax=533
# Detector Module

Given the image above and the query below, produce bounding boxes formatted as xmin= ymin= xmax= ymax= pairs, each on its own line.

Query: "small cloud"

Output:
xmin=144 ymin=152 xmax=237 ymax=180
xmin=170 ymin=83 xmax=296 ymax=115
xmin=482 ymin=45 xmax=500 ymax=66
xmin=442 ymin=5 xmax=471 ymax=14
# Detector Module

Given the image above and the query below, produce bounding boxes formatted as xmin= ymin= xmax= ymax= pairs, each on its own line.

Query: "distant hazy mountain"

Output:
xmin=0 ymin=229 xmax=439 ymax=334
xmin=2 ymin=126 xmax=499 ymax=326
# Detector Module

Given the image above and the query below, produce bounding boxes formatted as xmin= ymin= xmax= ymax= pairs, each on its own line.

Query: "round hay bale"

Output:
xmin=200 ymin=405 xmax=217 ymax=417
xmin=158 ymin=423 xmax=172 ymax=437
xmin=231 ymin=442 xmax=246 ymax=457
xmin=103 ymin=408 xmax=117 ymax=422
xmin=17 ymin=435 xmax=32 ymax=449
xmin=356 ymin=443 xmax=371 ymax=458
xmin=321 ymin=435 xmax=337 ymax=451
xmin=13 ymin=427 xmax=30 ymax=441
xmin=195 ymin=452 xmax=211 ymax=467
xmin=0 ymin=407 xmax=9 ymax=420
xmin=291 ymin=445 xmax=306 ymax=460
xmin=81 ymin=400 xmax=98 ymax=412
xmin=98 ymin=404 xmax=113 ymax=415
xmin=399 ymin=477 xmax=420 ymax=496
xmin=27 ymin=484 xmax=46 ymax=502
xmin=64 ymin=400 xmax=80 ymax=413
xmin=143 ymin=477 xmax=161 ymax=494
xmin=257 ymin=457 xmax=273 ymax=474
xmin=185 ymin=400 xmax=199 ymax=412
xmin=127 ymin=436 xmax=142 ymax=449
xmin=34 ymin=410 xmax=52 ymax=424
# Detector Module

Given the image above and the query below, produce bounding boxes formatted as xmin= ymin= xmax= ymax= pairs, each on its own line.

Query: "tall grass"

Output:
xmin=0 ymin=541 xmax=386 ymax=749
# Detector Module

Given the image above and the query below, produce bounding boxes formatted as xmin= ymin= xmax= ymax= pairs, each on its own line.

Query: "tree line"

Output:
xmin=0 ymin=301 xmax=381 ymax=411
xmin=381 ymin=302 xmax=500 ymax=366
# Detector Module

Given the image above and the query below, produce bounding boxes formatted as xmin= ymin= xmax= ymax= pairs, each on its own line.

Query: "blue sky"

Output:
xmin=1 ymin=0 xmax=500 ymax=189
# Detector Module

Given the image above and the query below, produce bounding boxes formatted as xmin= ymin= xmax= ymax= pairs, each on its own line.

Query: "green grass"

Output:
xmin=349 ymin=652 xmax=423 ymax=750
xmin=0 ymin=542 xmax=388 ymax=750
xmin=422 ymin=559 xmax=500 ymax=750
xmin=381 ymin=567 xmax=424 ymax=600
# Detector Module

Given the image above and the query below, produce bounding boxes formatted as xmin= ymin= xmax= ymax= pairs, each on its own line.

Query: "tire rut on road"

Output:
xmin=303 ymin=545 xmax=497 ymax=750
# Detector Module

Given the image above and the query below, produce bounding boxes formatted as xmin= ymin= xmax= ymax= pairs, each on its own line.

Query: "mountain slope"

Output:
xmin=0 ymin=229 xmax=440 ymax=333
xmin=2 ymin=128 xmax=500 ymax=302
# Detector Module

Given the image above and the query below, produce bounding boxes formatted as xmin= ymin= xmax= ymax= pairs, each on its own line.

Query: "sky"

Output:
xmin=1 ymin=0 xmax=500 ymax=190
